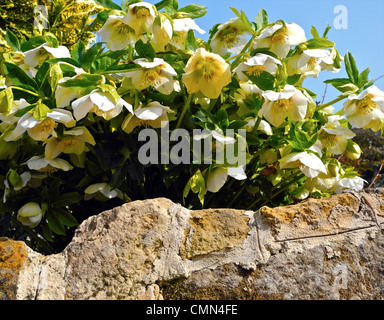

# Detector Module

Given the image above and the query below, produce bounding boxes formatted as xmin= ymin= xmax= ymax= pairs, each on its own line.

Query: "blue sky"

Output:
xmin=114 ymin=0 xmax=384 ymax=110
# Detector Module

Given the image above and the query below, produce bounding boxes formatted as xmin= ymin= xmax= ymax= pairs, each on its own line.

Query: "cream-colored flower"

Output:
xmin=24 ymin=43 xmax=71 ymax=68
xmin=121 ymin=101 xmax=174 ymax=134
xmin=244 ymin=118 xmax=272 ymax=134
xmin=6 ymin=108 xmax=76 ymax=142
xmin=151 ymin=14 xmax=173 ymax=51
xmin=343 ymin=85 xmax=384 ymax=131
xmin=45 ymin=126 xmax=96 ymax=160
xmin=318 ymin=115 xmax=355 ymax=154
xmin=170 ymin=18 xmax=205 ymax=50
xmin=182 ymin=48 xmax=231 ymax=99
xmin=26 ymin=155 xmax=73 ymax=172
xmin=17 ymin=202 xmax=43 ymax=228
xmin=279 ymin=151 xmax=327 ymax=178
xmin=320 ymin=47 xmax=341 ymax=73
xmin=234 ymin=53 xmax=281 ymax=82
xmin=125 ymin=58 xmax=177 ymax=95
xmin=99 ymin=15 xmax=136 ymax=51
xmin=71 ymin=90 xmax=132 ymax=121
xmin=233 ymin=82 xmax=262 ymax=117
xmin=206 ymin=166 xmax=246 ymax=193
xmin=286 ymin=48 xmax=335 ymax=78
xmin=253 ymin=23 xmax=306 ymax=59
xmin=122 ymin=2 xmax=157 ymax=37
xmin=84 ymin=183 xmax=123 ymax=201
xmin=259 ymin=85 xmax=308 ymax=127
xmin=211 ymin=17 xmax=252 ymax=56
xmin=334 ymin=176 xmax=366 ymax=194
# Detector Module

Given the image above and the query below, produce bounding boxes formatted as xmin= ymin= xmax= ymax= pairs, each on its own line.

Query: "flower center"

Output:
xmin=135 ymin=7 xmax=150 ymax=19
xmin=38 ymin=165 xmax=58 ymax=174
xmin=113 ymin=20 xmax=131 ymax=35
xmin=271 ymin=27 xmax=288 ymax=43
xmin=201 ymin=57 xmax=221 ymax=81
xmin=319 ymin=130 xmax=337 ymax=148
xmin=143 ymin=68 xmax=162 ymax=87
xmin=274 ymin=99 xmax=294 ymax=113
xmin=355 ymin=95 xmax=376 ymax=114
xmin=307 ymin=57 xmax=319 ymax=69
xmin=222 ymin=32 xmax=240 ymax=49
xmin=246 ymin=65 xmax=267 ymax=77
xmin=34 ymin=118 xmax=58 ymax=134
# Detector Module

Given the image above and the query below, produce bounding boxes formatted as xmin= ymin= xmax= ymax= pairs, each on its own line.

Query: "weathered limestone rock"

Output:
xmin=1 ymin=190 xmax=384 ymax=300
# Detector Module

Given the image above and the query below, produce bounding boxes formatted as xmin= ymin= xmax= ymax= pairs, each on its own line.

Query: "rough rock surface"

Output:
xmin=1 ymin=190 xmax=384 ymax=300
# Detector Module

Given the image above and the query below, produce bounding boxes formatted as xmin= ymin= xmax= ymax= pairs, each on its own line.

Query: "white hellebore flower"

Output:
xmin=259 ymin=84 xmax=308 ymax=127
xmin=233 ymin=82 xmax=262 ymax=117
xmin=99 ymin=15 xmax=136 ymax=51
xmin=54 ymin=67 xmax=86 ymax=108
xmin=85 ymin=183 xmax=123 ymax=201
xmin=254 ymin=23 xmax=306 ymax=59
xmin=170 ymin=18 xmax=205 ymax=50
xmin=334 ymin=176 xmax=366 ymax=194
xmin=17 ymin=202 xmax=43 ymax=228
xmin=286 ymin=48 xmax=336 ymax=78
xmin=318 ymin=115 xmax=355 ymax=154
xmin=211 ymin=17 xmax=252 ymax=56
xmin=71 ymin=90 xmax=133 ymax=121
xmin=279 ymin=151 xmax=327 ymax=178
xmin=24 ymin=43 xmax=71 ymax=68
xmin=244 ymin=118 xmax=273 ymax=134
xmin=122 ymin=2 xmax=157 ymax=37
xmin=207 ymin=166 xmax=247 ymax=193
xmin=234 ymin=53 xmax=282 ymax=82
xmin=151 ymin=14 xmax=173 ymax=51
xmin=125 ymin=58 xmax=177 ymax=95
xmin=121 ymin=101 xmax=174 ymax=134
xmin=6 ymin=108 xmax=76 ymax=141
xmin=343 ymin=85 xmax=384 ymax=132
xmin=3 ymin=171 xmax=31 ymax=203
xmin=26 ymin=155 xmax=73 ymax=172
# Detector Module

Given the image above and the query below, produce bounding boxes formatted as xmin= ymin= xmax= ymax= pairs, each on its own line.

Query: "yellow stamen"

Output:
xmin=274 ymin=99 xmax=294 ymax=112
xmin=271 ymin=27 xmax=288 ymax=43
xmin=355 ymin=95 xmax=377 ymax=115
xmin=222 ymin=32 xmax=240 ymax=49
xmin=34 ymin=118 xmax=58 ymax=134
xmin=38 ymin=165 xmax=58 ymax=174
xmin=319 ymin=130 xmax=337 ymax=148
xmin=135 ymin=7 xmax=150 ymax=19
xmin=143 ymin=68 xmax=162 ymax=87
xmin=246 ymin=65 xmax=267 ymax=77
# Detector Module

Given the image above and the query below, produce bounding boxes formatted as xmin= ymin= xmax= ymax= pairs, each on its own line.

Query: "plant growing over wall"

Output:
xmin=0 ymin=0 xmax=382 ymax=253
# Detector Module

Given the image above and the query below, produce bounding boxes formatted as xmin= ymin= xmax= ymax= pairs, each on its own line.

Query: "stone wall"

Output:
xmin=1 ymin=189 xmax=384 ymax=300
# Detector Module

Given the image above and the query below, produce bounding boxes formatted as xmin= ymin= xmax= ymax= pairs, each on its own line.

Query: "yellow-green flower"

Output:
xmin=182 ymin=48 xmax=231 ymax=99
xmin=122 ymin=1 xmax=157 ymax=37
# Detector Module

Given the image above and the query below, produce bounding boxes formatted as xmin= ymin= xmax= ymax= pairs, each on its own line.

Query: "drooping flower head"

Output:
xmin=343 ymin=85 xmax=384 ymax=132
xmin=99 ymin=15 xmax=136 ymax=51
xmin=125 ymin=58 xmax=177 ymax=95
xmin=254 ymin=23 xmax=306 ymax=59
xmin=318 ymin=115 xmax=355 ymax=154
xmin=211 ymin=17 xmax=252 ymax=56
xmin=122 ymin=2 xmax=157 ymax=37
xmin=182 ymin=48 xmax=231 ymax=99
xmin=279 ymin=151 xmax=327 ymax=178
xmin=151 ymin=13 xmax=173 ymax=51
xmin=234 ymin=53 xmax=282 ymax=82
xmin=259 ymin=84 xmax=308 ymax=127
xmin=170 ymin=18 xmax=206 ymax=50
xmin=24 ymin=43 xmax=71 ymax=68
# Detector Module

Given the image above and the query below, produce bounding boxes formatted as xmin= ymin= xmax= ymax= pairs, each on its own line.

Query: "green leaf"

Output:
xmin=247 ymin=71 xmax=275 ymax=90
xmin=5 ymin=28 xmax=20 ymax=51
xmin=183 ymin=169 xmax=206 ymax=205
xmin=104 ymin=63 xmax=141 ymax=74
xmin=344 ymin=51 xmax=359 ymax=84
xmin=82 ymin=42 xmax=104 ymax=70
xmin=46 ymin=211 xmax=66 ymax=235
xmin=178 ymin=4 xmax=208 ymax=19
xmin=0 ymin=88 xmax=14 ymax=115
xmin=51 ymin=192 xmax=83 ymax=208
xmin=55 ymin=208 xmax=79 ymax=227
xmin=305 ymin=38 xmax=335 ymax=49
xmin=135 ymin=40 xmax=156 ymax=60
xmin=59 ymin=73 xmax=104 ymax=91
xmin=310 ymin=26 xmax=320 ymax=38
xmin=3 ymin=63 xmax=38 ymax=90
xmin=71 ymin=41 xmax=86 ymax=63
xmin=216 ymin=108 xmax=229 ymax=129
xmin=185 ymin=29 xmax=198 ymax=51
xmin=32 ymin=103 xmax=51 ymax=121
xmin=94 ymin=0 xmax=121 ymax=10
xmin=358 ymin=67 xmax=371 ymax=88
xmin=322 ymin=24 xmax=332 ymax=38
xmin=255 ymin=9 xmax=268 ymax=30
xmin=286 ymin=74 xmax=301 ymax=85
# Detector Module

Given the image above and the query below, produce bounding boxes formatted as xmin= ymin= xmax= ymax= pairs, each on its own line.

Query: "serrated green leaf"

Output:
xmin=247 ymin=71 xmax=275 ymax=90
xmin=255 ymin=9 xmax=268 ymax=30
xmin=5 ymin=28 xmax=20 ymax=51
xmin=135 ymin=40 xmax=155 ymax=60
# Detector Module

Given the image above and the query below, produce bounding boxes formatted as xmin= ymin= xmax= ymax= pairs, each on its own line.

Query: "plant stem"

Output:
xmin=10 ymin=86 xmax=40 ymax=97
xmin=175 ymin=94 xmax=193 ymax=129
xmin=316 ymin=95 xmax=346 ymax=111
xmin=231 ymin=34 xmax=257 ymax=71
xmin=251 ymin=116 xmax=262 ymax=134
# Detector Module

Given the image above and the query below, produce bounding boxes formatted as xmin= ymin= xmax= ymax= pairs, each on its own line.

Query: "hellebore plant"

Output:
xmin=0 ymin=0 xmax=382 ymax=253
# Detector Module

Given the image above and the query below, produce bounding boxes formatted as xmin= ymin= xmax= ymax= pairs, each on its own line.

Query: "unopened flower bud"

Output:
xmin=6 ymin=169 xmax=22 ymax=188
xmin=345 ymin=140 xmax=361 ymax=160
xmin=327 ymin=159 xmax=341 ymax=177
xmin=17 ymin=202 xmax=43 ymax=228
